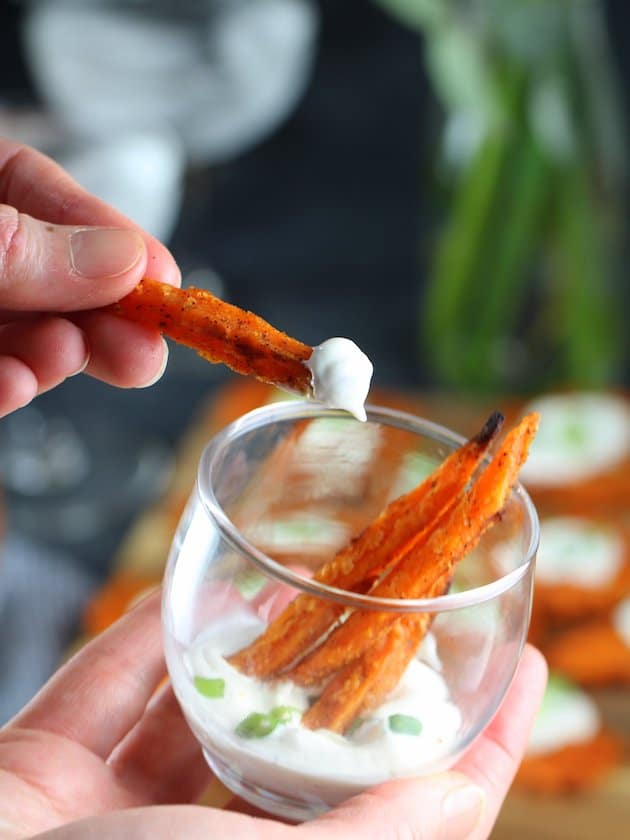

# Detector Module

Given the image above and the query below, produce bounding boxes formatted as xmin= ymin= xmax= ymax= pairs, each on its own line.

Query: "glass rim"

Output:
xmin=197 ymin=400 xmax=539 ymax=614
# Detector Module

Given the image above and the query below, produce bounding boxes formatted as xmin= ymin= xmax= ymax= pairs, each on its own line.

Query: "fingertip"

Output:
xmin=0 ymin=355 xmax=38 ymax=417
xmin=523 ymin=643 xmax=548 ymax=676
xmin=135 ymin=337 xmax=169 ymax=388
xmin=518 ymin=644 xmax=549 ymax=703
xmin=75 ymin=311 xmax=168 ymax=388
xmin=145 ymin=243 xmax=181 ymax=289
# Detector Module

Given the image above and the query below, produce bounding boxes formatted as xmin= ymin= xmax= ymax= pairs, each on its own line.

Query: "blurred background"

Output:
xmin=0 ymin=1 xmax=629 ymax=836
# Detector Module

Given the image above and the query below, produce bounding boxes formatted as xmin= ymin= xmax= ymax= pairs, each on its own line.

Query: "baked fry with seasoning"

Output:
xmin=109 ymin=278 xmax=373 ymax=419
xmin=229 ymin=411 xmax=539 ymax=733
xmin=228 ymin=410 xmax=505 ymax=678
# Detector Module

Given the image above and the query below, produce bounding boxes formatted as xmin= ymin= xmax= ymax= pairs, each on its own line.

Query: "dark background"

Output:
xmin=0 ymin=0 xmax=629 ymax=574
xmin=2 ymin=0 xmax=629 ymax=393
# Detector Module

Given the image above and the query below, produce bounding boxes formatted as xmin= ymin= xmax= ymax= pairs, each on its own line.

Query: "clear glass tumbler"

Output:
xmin=163 ymin=401 xmax=539 ymax=821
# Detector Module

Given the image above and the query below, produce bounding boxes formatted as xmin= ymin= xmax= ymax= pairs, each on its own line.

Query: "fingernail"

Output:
xmin=137 ymin=338 xmax=169 ymax=388
xmin=70 ymin=330 xmax=91 ymax=377
xmin=69 ymin=228 xmax=145 ymax=279
xmin=126 ymin=584 xmax=161 ymax=613
xmin=439 ymin=784 xmax=485 ymax=840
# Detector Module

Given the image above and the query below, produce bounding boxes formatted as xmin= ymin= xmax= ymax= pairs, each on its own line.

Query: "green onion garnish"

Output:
xmin=236 ymin=712 xmax=278 ymax=739
xmin=388 ymin=714 xmax=423 ymax=736
xmin=235 ymin=706 xmax=302 ymax=739
xmin=270 ymin=706 xmax=302 ymax=724
xmin=193 ymin=676 xmax=225 ymax=698
xmin=233 ymin=569 xmax=267 ymax=600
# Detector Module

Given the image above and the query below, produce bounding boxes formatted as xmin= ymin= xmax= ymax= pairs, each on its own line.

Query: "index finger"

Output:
xmin=0 ymin=138 xmax=180 ymax=288
xmin=11 ymin=588 xmax=166 ymax=759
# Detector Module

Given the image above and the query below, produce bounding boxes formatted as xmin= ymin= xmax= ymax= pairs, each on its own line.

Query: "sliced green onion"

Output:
xmin=270 ymin=706 xmax=302 ymax=724
xmin=235 ymin=706 xmax=302 ymax=739
xmin=388 ymin=714 xmax=423 ymax=736
xmin=233 ymin=568 xmax=268 ymax=600
xmin=236 ymin=712 xmax=277 ymax=739
xmin=193 ymin=676 xmax=225 ymax=699
xmin=563 ymin=421 xmax=587 ymax=448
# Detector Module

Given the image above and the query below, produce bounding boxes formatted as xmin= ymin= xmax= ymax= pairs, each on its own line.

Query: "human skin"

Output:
xmin=0 ymin=137 xmax=547 ymax=839
xmin=0 ymin=591 xmax=546 ymax=840
xmin=0 ymin=138 xmax=181 ymax=416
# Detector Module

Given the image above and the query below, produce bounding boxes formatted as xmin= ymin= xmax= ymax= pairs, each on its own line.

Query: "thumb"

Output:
xmin=0 ymin=204 xmax=147 ymax=312
xmin=305 ymin=772 xmax=486 ymax=840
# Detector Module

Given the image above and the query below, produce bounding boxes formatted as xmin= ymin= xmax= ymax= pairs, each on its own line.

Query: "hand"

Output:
xmin=0 ymin=139 xmax=181 ymax=417
xmin=0 ymin=590 xmax=546 ymax=840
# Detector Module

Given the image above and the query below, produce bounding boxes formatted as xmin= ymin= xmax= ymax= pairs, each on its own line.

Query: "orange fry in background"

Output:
xmin=544 ymin=620 xmax=630 ymax=686
xmin=228 ymin=411 xmax=505 ymax=677
xmin=289 ymin=412 xmax=539 ymax=688
xmin=515 ymin=730 xmax=623 ymax=794
xmin=110 ymin=278 xmax=314 ymax=395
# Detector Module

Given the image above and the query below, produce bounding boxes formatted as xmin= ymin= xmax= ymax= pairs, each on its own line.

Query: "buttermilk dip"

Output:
xmin=519 ymin=392 xmax=630 ymax=486
xmin=306 ymin=338 xmax=373 ymax=422
xmin=178 ymin=608 xmax=461 ymax=807
xmin=536 ymin=517 xmax=625 ymax=589
xmin=527 ymin=675 xmax=600 ymax=757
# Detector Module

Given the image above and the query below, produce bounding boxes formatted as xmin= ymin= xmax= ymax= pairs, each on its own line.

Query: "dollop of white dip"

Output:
xmin=613 ymin=597 xmax=630 ymax=648
xmin=519 ymin=392 xmax=630 ymax=486
xmin=178 ymin=610 xmax=461 ymax=808
xmin=306 ymin=338 xmax=373 ymax=421
xmin=536 ymin=517 xmax=625 ymax=589
xmin=527 ymin=676 xmax=600 ymax=756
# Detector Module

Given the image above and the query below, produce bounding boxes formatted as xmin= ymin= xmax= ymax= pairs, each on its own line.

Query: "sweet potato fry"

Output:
xmin=288 ymin=412 xmax=538 ymax=686
xmin=300 ymin=621 xmax=409 ymax=734
xmin=110 ymin=278 xmax=314 ymax=394
xmin=303 ymin=573 xmax=452 ymax=733
xmin=228 ymin=411 xmax=505 ymax=677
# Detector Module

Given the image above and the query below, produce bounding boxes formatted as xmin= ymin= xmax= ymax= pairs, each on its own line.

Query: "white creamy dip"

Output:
xmin=519 ymin=393 xmax=630 ymax=486
xmin=612 ymin=598 xmax=630 ymax=648
xmin=179 ymin=609 xmax=461 ymax=807
xmin=536 ymin=517 xmax=625 ymax=588
xmin=306 ymin=338 xmax=374 ymax=421
xmin=527 ymin=676 xmax=600 ymax=756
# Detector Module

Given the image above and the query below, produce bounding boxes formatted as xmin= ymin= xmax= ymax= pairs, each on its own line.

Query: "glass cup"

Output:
xmin=162 ymin=401 xmax=539 ymax=821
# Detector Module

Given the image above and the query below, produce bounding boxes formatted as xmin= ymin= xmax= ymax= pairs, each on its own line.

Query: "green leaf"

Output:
xmin=551 ymin=162 xmax=621 ymax=384
xmin=193 ymin=676 xmax=225 ymax=699
xmin=388 ymin=714 xmax=423 ymax=736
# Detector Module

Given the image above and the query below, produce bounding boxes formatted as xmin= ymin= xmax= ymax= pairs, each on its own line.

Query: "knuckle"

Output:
xmin=0 ymin=204 xmax=26 ymax=283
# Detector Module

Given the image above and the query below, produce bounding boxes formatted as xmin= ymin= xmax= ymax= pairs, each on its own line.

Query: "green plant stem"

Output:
xmin=550 ymin=163 xmax=620 ymax=384
xmin=460 ymin=129 xmax=549 ymax=386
